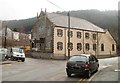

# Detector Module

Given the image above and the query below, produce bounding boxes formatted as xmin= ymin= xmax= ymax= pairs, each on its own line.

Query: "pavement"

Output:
xmin=90 ymin=63 xmax=119 ymax=82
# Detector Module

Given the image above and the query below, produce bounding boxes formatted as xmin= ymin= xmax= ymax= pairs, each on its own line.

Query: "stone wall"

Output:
xmin=26 ymin=51 xmax=66 ymax=60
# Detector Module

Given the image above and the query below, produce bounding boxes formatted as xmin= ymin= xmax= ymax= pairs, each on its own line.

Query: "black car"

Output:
xmin=66 ymin=54 xmax=99 ymax=78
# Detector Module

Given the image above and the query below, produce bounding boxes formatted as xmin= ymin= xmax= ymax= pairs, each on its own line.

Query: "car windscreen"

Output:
xmin=12 ymin=48 xmax=23 ymax=53
xmin=69 ymin=55 xmax=87 ymax=62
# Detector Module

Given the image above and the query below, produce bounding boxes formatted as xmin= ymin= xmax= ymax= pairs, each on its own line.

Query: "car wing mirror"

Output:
xmin=96 ymin=60 xmax=98 ymax=62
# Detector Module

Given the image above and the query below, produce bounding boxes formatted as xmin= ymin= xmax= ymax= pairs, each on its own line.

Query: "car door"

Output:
xmin=92 ymin=55 xmax=99 ymax=71
xmin=89 ymin=56 xmax=95 ymax=72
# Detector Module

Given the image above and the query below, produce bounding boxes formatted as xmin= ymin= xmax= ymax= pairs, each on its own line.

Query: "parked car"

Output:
xmin=6 ymin=47 xmax=25 ymax=62
xmin=0 ymin=48 xmax=7 ymax=61
xmin=66 ymin=54 xmax=99 ymax=78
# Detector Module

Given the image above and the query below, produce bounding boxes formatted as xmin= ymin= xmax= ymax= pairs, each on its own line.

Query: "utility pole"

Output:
xmin=96 ymin=32 xmax=99 ymax=58
xmin=118 ymin=5 xmax=120 ymax=56
xmin=68 ymin=11 xmax=70 ymax=59
xmin=4 ymin=26 xmax=7 ymax=48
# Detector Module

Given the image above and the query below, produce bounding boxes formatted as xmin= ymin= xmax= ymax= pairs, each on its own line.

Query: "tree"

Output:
xmin=13 ymin=28 xmax=18 ymax=32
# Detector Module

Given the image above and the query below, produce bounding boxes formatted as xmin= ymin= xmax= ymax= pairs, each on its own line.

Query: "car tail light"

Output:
xmin=85 ymin=64 xmax=89 ymax=69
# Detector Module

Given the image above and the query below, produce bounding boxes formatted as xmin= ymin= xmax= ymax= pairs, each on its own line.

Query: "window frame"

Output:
xmin=93 ymin=44 xmax=97 ymax=51
xmin=85 ymin=43 xmax=90 ymax=51
xmin=57 ymin=29 xmax=63 ymax=37
xmin=77 ymin=32 xmax=82 ymax=39
xmin=93 ymin=34 xmax=97 ymax=40
xmin=101 ymin=44 xmax=104 ymax=51
xmin=68 ymin=31 xmax=73 ymax=38
xmin=77 ymin=43 xmax=82 ymax=51
xmin=57 ymin=42 xmax=63 ymax=50
xmin=112 ymin=44 xmax=115 ymax=51
xmin=85 ymin=33 xmax=89 ymax=39
xmin=68 ymin=42 xmax=73 ymax=51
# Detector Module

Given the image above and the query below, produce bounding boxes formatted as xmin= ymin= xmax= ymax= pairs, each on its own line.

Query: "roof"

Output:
xmin=47 ymin=13 xmax=105 ymax=32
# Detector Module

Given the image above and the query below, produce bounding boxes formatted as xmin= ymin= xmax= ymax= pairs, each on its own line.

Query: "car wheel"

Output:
xmin=21 ymin=58 xmax=25 ymax=62
xmin=5 ymin=55 xmax=8 ymax=59
xmin=11 ymin=56 xmax=14 ymax=61
xmin=66 ymin=70 xmax=72 ymax=77
xmin=95 ymin=64 xmax=99 ymax=72
xmin=67 ymin=72 xmax=71 ymax=77
xmin=86 ymin=70 xmax=91 ymax=78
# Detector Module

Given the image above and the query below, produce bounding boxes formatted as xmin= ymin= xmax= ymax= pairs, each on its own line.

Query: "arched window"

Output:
xmin=68 ymin=42 xmax=73 ymax=51
xmin=112 ymin=44 xmax=115 ymax=51
xmin=77 ymin=43 xmax=82 ymax=51
xmin=68 ymin=31 xmax=73 ymax=38
xmin=57 ymin=42 xmax=63 ymax=50
xmin=85 ymin=43 xmax=90 ymax=51
xmin=101 ymin=44 xmax=104 ymax=51
xmin=77 ymin=32 xmax=81 ymax=38
xmin=85 ymin=33 xmax=89 ymax=39
xmin=57 ymin=29 xmax=63 ymax=37
xmin=93 ymin=44 xmax=96 ymax=51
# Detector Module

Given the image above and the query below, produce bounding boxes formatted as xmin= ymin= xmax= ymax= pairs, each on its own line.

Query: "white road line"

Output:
xmin=114 ymin=69 xmax=120 ymax=72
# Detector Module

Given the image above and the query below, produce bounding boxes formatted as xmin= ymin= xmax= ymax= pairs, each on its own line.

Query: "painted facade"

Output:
xmin=32 ymin=11 xmax=116 ymax=58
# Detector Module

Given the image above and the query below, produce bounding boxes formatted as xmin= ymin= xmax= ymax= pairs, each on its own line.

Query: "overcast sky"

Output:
xmin=0 ymin=0 xmax=119 ymax=20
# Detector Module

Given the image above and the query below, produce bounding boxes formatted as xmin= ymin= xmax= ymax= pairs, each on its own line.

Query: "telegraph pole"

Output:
xmin=4 ymin=26 xmax=7 ymax=48
xmin=68 ymin=11 xmax=70 ymax=59
xmin=118 ymin=3 xmax=120 ymax=56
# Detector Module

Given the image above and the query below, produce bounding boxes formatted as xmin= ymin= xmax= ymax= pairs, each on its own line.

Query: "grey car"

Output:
xmin=66 ymin=54 xmax=99 ymax=78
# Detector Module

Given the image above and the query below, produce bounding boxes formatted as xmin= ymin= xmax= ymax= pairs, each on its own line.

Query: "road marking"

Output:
xmin=3 ymin=64 xmax=12 ymax=66
xmin=114 ymin=69 xmax=120 ymax=72
xmin=77 ymin=78 xmax=86 ymax=83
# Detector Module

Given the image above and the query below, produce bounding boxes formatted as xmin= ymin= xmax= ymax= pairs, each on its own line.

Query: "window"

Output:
xmin=57 ymin=42 xmax=63 ymax=50
xmin=68 ymin=31 xmax=73 ymax=38
xmin=92 ymin=55 xmax=98 ymax=62
xmin=77 ymin=32 xmax=81 ymax=38
xmin=85 ymin=33 xmax=89 ymax=39
xmin=93 ymin=44 xmax=96 ymax=51
xmin=68 ymin=42 xmax=73 ymax=51
xmin=69 ymin=56 xmax=87 ymax=62
xmin=57 ymin=29 xmax=63 ymax=37
xmin=112 ymin=44 xmax=115 ymax=51
xmin=101 ymin=44 xmax=104 ymax=51
xmin=93 ymin=34 xmax=97 ymax=40
xmin=89 ymin=56 xmax=94 ymax=61
xmin=85 ymin=43 xmax=90 ymax=51
xmin=77 ymin=43 xmax=82 ymax=51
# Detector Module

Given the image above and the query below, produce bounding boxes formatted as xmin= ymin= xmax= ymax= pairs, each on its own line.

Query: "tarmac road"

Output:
xmin=1 ymin=57 xmax=119 ymax=82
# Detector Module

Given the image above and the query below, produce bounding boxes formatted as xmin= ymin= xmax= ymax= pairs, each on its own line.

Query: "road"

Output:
xmin=1 ymin=57 xmax=119 ymax=82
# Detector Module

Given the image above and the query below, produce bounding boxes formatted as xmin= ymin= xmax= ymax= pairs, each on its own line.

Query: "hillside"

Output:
xmin=3 ymin=10 xmax=118 ymax=40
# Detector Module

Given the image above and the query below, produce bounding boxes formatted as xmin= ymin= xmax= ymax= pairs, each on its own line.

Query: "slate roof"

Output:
xmin=47 ymin=13 xmax=105 ymax=32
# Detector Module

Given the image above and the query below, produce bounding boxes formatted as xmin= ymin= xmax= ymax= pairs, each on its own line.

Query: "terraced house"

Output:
xmin=31 ymin=10 xmax=116 ymax=59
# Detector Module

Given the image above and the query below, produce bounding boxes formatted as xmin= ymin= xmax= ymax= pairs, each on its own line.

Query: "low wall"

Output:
xmin=26 ymin=51 xmax=67 ymax=60
xmin=26 ymin=51 xmax=53 ymax=59
xmin=26 ymin=51 xmax=118 ymax=60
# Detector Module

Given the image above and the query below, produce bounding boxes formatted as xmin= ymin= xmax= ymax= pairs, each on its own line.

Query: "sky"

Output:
xmin=0 ymin=0 xmax=119 ymax=20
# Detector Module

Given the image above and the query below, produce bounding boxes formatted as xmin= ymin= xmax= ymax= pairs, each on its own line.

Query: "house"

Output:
xmin=0 ymin=25 xmax=31 ymax=47
xmin=31 ymin=10 xmax=116 ymax=59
